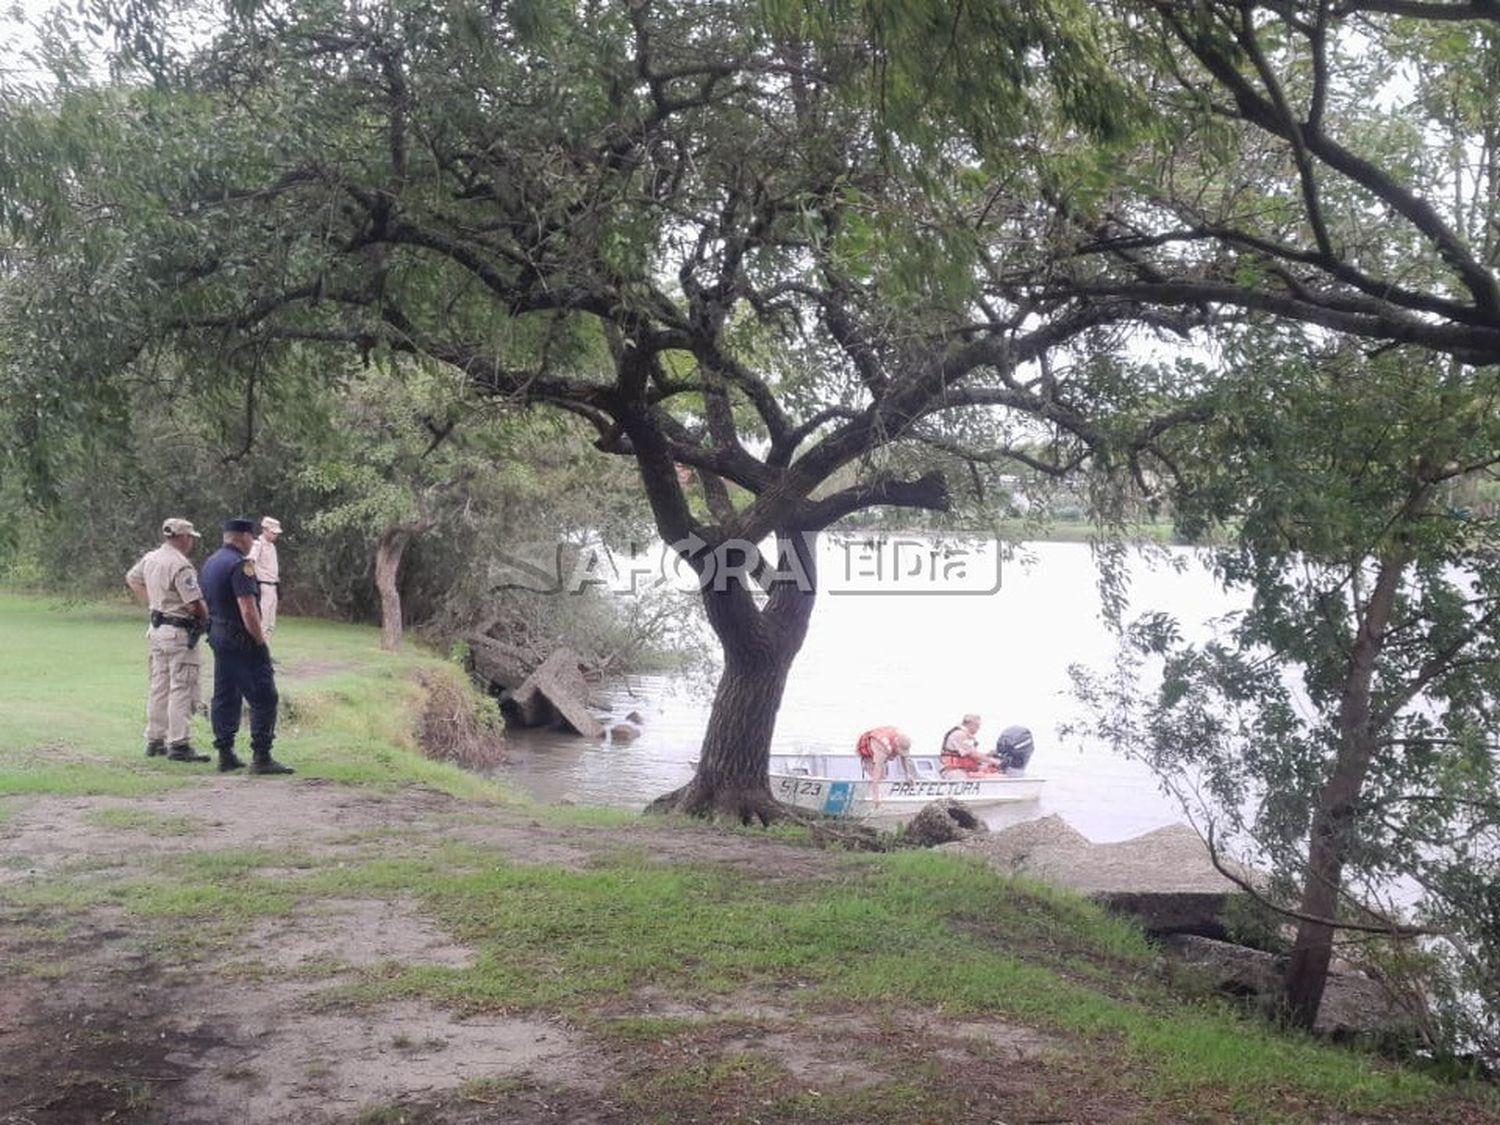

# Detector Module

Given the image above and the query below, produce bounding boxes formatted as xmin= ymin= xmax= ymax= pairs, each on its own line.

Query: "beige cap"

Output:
xmin=260 ymin=516 xmax=283 ymax=533
xmin=161 ymin=518 xmax=201 ymax=538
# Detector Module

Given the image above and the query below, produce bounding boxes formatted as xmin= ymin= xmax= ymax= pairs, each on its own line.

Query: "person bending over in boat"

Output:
xmin=938 ymin=713 xmax=1005 ymax=776
xmin=994 ymin=725 xmax=1035 ymax=775
xmin=855 ymin=726 xmax=915 ymax=806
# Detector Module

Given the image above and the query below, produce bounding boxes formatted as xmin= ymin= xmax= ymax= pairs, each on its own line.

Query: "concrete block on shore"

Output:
xmin=465 ymin=634 xmax=532 ymax=692
xmin=507 ymin=648 xmax=604 ymax=739
xmin=942 ymin=814 xmax=1249 ymax=937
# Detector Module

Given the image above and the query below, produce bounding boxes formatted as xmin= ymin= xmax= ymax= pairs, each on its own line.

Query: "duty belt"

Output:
xmin=150 ymin=611 xmax=197 ymax=629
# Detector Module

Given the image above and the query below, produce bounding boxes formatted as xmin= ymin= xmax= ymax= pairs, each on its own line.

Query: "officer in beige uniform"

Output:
xmin=248 ymin=516 xmax=282 ymax=634
xmin=125 ymin=518 xmax=211 ymax=762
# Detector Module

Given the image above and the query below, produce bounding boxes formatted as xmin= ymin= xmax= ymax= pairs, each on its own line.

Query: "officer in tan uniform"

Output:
xmin=248 ymin=516 xmax=282 ymax=634
xmin=125 ymin=518 xmax=211 ymax=762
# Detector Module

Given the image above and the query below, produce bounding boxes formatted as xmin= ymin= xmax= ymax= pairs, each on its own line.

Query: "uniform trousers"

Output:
xmin=208 ymin=637 xmax=279 ymax=753
xmin=259 ymin=583 xmax=279 ymax=632
xmin=145 ymin=623 xmax=201 ymax=746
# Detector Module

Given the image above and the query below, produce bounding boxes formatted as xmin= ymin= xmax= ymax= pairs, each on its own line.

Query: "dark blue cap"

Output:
xmin=223 ymin=517 xmax=257 ymax=533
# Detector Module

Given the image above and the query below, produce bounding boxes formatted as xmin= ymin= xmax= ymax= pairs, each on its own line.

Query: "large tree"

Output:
xmin=299 ymin=361 xmax=496 ymax=651
xmin=0 ymin=0 xmax=1193 ymax=820
xmin=846 ymin=2 xmax=1500 ymax=363
xmin=915 ymin=0 xmax=1500 ymax=1034
xmin=1072 ymin=335 xmax=1500 ymax=1046
xmin=1078 ymin=0 xmax=1500 ymax=1035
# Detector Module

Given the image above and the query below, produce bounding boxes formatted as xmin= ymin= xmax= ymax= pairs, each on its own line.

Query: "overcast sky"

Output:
xmin=3 ymin=1 xmax=82 ymax=89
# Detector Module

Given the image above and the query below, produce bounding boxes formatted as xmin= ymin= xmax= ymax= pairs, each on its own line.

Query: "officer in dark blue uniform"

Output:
xmin=201 ymin=517 xmax=294 ymax=776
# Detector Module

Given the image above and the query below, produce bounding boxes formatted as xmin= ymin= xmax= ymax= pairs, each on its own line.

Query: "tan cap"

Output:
xmin=161 ymin=518 xmax=201 ymax=539
xmin=260 ymin=516 xmax=283 ymax=533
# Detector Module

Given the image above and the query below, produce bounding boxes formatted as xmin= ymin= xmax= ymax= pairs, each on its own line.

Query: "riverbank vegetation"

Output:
xmin=0 ymin=360 xmax=702 ymax=676
xmin=4 ymin=0 xmax=1500 ymax=1061
xmin=1073 ymin=342 xmax=1500 ymax=1048
xmin=2 ymin=596 xmax=1497 ymax=1123
xmin=0 ymin=0 xmax=1225 ymax=827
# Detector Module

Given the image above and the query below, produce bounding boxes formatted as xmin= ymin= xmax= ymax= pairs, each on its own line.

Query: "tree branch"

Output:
xmin=1202 ymin=823 xmax=1443 ymax=937
xmin=793 ymin=471 xmax=950 ymax=533
xmin=1334 ymin=0 xmax=1500 ymax=19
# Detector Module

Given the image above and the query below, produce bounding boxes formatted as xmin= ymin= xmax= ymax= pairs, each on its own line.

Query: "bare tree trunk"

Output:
xmin=652 ymin=638 xmax=801 ymax=821
xmin=619 ymin=407 xmax=944 ymax=824
xmin=649 ymin=533 xmax=817 ymax=822
xmin=374 ymin=527 xmax=412 ymax=651
xmin=1283 ymin=747 xmax=1368 ymax=1027
xmin=1282 ymin=551 xmax=1406 ymax=1028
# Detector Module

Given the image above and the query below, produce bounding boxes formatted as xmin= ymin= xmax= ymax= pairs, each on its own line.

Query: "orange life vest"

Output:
xmin=940 ymin=726 xmax=992 ymax=774
xmin=856 ymin=726 xmax=904 ymax=760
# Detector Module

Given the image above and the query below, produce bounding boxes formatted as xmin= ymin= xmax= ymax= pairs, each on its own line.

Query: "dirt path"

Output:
xmin=0 ymin=779 xmax=1082 ymax=1125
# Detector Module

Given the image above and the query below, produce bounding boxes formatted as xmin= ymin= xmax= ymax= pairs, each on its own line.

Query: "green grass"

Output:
xmin=0 ymin=592 xmax=510 ymax=800
xmin=459 ymin=1076 xmax=532 ymax=1100
xmin=125 ymin=877 xmax=298 ymax=921
xmin=617 ymin=1053 xmax=789 ymax=1121
xmin=353 ymin=1106 xmax=418 ymax=1125
xmin=0 ymin=592 xmax=1494 ymax=1125
xmin=0 ymin=598 xmax=156 ymax=756
xmin=283 ymin=845 xmax=1439 ymax=1115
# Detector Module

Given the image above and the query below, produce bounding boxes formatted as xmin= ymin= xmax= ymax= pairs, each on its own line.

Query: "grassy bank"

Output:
xmin=0 ymin=593 xmax=1494 ymax=1124
xmin=0 ymin=594 xmax=502 ymax=800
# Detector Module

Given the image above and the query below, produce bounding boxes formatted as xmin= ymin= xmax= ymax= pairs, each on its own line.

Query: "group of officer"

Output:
xmin=125 ymin=515 xmax=293 ymax=776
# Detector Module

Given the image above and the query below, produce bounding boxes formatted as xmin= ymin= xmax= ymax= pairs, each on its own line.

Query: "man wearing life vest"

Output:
xmin=939 ymin=713 xmax=1004 ymax=776
xmin=855 ymin=725 xmax=915 ymax=806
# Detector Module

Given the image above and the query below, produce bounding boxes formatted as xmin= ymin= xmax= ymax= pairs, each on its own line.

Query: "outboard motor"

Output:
xmin=995 ymin=726 xmax=1034 ymax=774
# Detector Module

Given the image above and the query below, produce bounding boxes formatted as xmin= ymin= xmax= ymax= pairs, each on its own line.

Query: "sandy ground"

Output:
xmin=0 ymin=777 xmax=1086 ymax=1125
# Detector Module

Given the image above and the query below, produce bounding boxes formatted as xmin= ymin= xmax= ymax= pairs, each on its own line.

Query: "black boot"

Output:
xmin=248 ymin=750 xmax=294 ymax=776
xmin=217 ymin=746 xmax=246 ymax=772
xmin=166 ymin=742 xmax=210 ymax=763
xmin=145 ymin=740 xmax=167 ymax=758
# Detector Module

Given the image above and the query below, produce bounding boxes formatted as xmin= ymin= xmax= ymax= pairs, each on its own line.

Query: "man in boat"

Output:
xmin=939 ymin=713 xmax=1005 ymax=776
xmin=994 ymin=725 xmax=1035 ymax=775
xmin=855 ymin=726 xmax=915 ymax=806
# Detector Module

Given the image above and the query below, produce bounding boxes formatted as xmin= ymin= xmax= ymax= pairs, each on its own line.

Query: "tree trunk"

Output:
xmin=1283 ymin=757 xmax=1364 ymax=1027
xmin=649 ymin=532 xmax=817 ymax=823
xmin=650 ymin=633 xmax=802 ymax=822
xmin=1282 ymin=552 xmax=1407 ymax=1028
xmin=374 ymin=527 xmax=412 ymax=651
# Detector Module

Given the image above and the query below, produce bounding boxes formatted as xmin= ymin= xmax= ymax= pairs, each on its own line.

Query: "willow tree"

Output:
xmin=842 ymin=1 xmax=1500 ymax=362
xmin=858 ymin=0 xmax=1500 ymax=1030
xmin=1071 ymin=337 xmax=1500 ymax=1048
xmin=0 ymin=0 xmax=1199 ymax=819
xmin=1068 ymin=1 xmax=1500 ymax=1033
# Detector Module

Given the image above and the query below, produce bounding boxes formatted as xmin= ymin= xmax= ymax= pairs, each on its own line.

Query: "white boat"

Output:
xmin=769 ymin=752 xmax=1044 ymax=818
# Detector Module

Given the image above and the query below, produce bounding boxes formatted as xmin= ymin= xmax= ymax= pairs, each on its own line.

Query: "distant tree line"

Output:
xmin=0 ymin=356 xmax=682 ymax=670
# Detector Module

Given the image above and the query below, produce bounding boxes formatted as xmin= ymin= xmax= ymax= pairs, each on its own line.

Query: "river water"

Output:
xmin=497 ymin=540 xmax=1244 ymax=841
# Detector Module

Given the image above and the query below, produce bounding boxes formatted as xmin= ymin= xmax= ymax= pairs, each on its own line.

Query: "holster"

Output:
xmin=151 ymin=610 xmax=202 ymax=645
